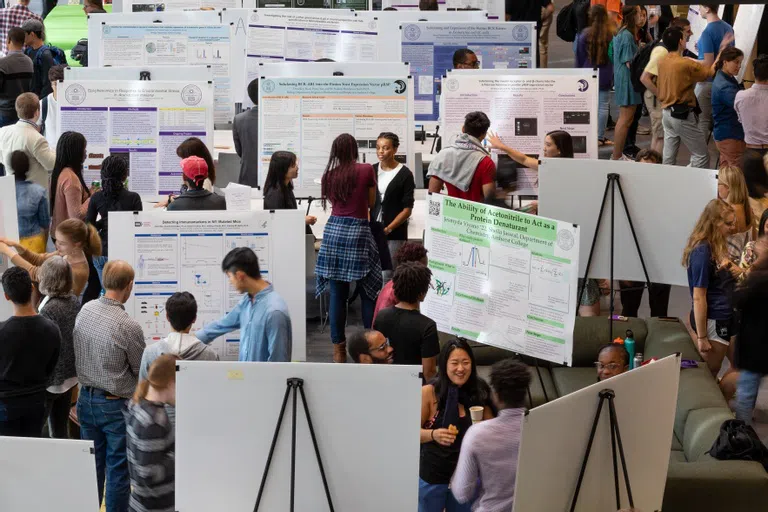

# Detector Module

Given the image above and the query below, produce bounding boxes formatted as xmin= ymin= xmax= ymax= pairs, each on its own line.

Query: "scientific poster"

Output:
xmin=100 ymin=24 xmax=233 ymax=124
xmin=442 ymin=71 xmax=598 ymax=195
xmin=245 ymin=11 xmax=378 ymax=92
xmin=58 ymin=80 xmax=214 ymax=199
xmin=381 ymin=0 xmax=504 ymax=20
xmin=258 ymin=77 xmax=412 ymax=189
xmin=422 ymin=193 xmax=578 ymax=366
xmin=109 ymin=210 xmax=306 ymax=361
xmin=686 ymin=4 xmax=725 ymax=57
xmin=401 ymin=22 xmax=536 ymax=121
xmin=127 ymin=0 xmax=242 ymax=10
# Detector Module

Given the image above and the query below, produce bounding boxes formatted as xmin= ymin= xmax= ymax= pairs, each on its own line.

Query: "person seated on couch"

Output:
xmin=596 ymin=344 xmax=630 ymax=381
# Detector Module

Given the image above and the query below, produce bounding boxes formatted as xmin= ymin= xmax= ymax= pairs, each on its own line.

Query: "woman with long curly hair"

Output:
xmin=575 ymin=4 xmax=614 ymax=145
xmin=611 ymin=5 xmax=642 ymax=160
xmin=316 ymin=133 xmax=381 ymax=363
xmin=683 ymin=199 xmax=739 ymax=376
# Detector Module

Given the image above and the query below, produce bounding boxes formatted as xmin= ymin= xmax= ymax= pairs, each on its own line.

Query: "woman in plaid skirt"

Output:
xmin=316 ymin=134 xmax=382 ymax=363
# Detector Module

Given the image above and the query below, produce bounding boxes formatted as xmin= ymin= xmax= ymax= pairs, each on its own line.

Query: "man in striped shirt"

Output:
xmin=451 ymin=358 xmax=530 ymax=511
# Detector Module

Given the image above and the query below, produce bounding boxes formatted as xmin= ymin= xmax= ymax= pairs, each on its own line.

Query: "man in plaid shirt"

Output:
xmin=0 ymin=0 xmax=42 ymax=56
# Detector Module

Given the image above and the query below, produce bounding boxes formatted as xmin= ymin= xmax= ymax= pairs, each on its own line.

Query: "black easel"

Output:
xmin=570 ymin=389 xmax=634 ymax=512
xmin=254 ymin=378 xmax=335 ymax=512
xmin=577 ymin=173 xmax=653 ymax=341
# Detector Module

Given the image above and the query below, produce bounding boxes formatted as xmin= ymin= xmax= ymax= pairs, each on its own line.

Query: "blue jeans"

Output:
xmin=77 ymin=388 xmax=130 ymax=512
xmin=93 ymin=255 xmax=108 ymax=293
xmin=0 ymin=393 xmax=45 ymax=437
xmin=598 ymin=89 xmax=611 ymax=140
xmin=418 ymin=478 xmax=471 ymax=512
xmin=734 ymin=370 xmax=765 ymax=426
xmin=329 ymin=279 xmax=375 ymax=344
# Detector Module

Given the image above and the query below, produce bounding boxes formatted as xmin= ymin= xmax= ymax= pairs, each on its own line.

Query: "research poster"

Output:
xmin=381 ymin=0 xmax=503 ymax=20
xmin=109 ymin=210 xmax=306 ymax=361
xmin=245 ymin=11 xmax=379 ymax=96
xmin=100 ymin=24 xmax=233 ymax=124
xmin=127 ymin=0 xmax=242 ymax=10
xmin=258 ymin=77 xmax=412 ymax=189
xmin=442 ymin=71 xmax=598 ymax=195
xmin=686 ymin=4 xmax=725 ymax=57
xmin=422 ymin=193 xmax=578 ymax=366
xmin=58 ymin=80 xmax=214 ymax=199
xmin=401 ymin=22 xmax=535 ymax=122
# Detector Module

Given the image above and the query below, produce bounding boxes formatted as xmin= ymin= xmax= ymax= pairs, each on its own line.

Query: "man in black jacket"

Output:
xmin=232 ymin=79 xmax=258 ymax=187
xmin=0 ymin=27 xmax=33 ymax=127
xmin=21 ymin=19 xmax=54 ymax=99
xmin=167 ymin=155 xmax=227 ymax=211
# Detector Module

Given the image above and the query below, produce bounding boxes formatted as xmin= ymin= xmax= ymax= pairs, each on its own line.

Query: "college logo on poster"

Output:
xmin=145 ymin=42 xmax=157 ymax=54
xmin=181 ymin=85 xmax=203 ymax=106
xmin=394 ymin=80 xmax=407 ymax=94
xmin=65 ymin=84 xmax=86 ymax=105
xmin=444 ymin=78 xmax=459 ymax=92
xmin=261 ymin=79 xmax=276 ymax=93
xmin=403 ymin=24 xmax=421 ymax=41
xmin=249 ymin=13 xmax=259 ymax=23
xmin=557 ymin=229 xmax=574 ymax=251
xmin=577 ymin=79 xmax=589 ymax=92
xmin=512 ymin=25 xmax=529 ymax=41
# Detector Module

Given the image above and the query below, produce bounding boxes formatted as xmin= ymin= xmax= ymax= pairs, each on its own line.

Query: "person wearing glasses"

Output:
xmin=347 ymin=329 xmax=394 ymax=364
xmin=374 ymin=262 xmax=440 ymax=383
xmin=453 ymin=49 xmax=479 ymax=70
xmin=596 ymin=344 xmax=630 ymax=382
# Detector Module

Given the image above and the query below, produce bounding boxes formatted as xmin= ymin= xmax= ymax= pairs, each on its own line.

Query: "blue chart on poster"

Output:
xmin=401 ymin=22 xmax=536 ymax=122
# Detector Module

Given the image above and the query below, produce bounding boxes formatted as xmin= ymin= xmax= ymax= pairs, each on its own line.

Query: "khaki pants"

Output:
xmin=539 ymin=6 xmax=553 ymax=68
xmin=643 ymin=90 xmax=663 ymax=141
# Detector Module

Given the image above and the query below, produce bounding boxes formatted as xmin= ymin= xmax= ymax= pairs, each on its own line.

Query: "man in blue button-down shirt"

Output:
xmin=196 ymin=247 xmax=292 ymax=362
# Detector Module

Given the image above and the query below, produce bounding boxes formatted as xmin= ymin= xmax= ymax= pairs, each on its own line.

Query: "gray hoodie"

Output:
xmin=426 ymin=133 xmax=490 ymax=192
xmin=139 ymin=332 xmax=219 ymax=381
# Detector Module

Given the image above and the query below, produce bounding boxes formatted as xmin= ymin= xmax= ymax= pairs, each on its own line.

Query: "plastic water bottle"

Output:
xmin=634 ymin=353 xmax=644 ymax=370
xmin=625 ymin=330 xmax=636 ymax=369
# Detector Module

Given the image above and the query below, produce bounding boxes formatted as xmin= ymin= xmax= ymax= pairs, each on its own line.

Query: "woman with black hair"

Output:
xmin=743 ymin=151 xmax=768 ymax=232
xmin=419 ymin=339 xmax=492 ymax=512
xmin=262 ymin=150 xmax=317 ymax=232
xmin=315 ymin=133 xmax=381 ymax=363
xmin=486 ymin=129 xmax=573 ymax=171
xmin=86 ymin=155 xmax=143 ymax=285
xmin=49 ymin=131 xmax=91 ymax=239
xmin=12 ymin=151 xmax=50 ymax=254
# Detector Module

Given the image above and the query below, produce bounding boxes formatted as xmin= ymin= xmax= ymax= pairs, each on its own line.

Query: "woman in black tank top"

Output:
xmin=418 ymin=339 xmax=492 ymax=512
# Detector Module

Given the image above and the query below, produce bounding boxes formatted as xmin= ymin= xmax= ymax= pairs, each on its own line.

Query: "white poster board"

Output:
xmin=0 ymin=175 xmax=19 ymax=320
xmin=0 ymin=437 xmax=99 ymax=512
xmin=381 ymin=0 xmax=503 ymax=20
xmin=58 ymin=80 xmax=214 ymax=201
xmin=732 ymin=4 xmax=765 ymax=81
xmin=538 ymin=158 xmax=718 ymax=286
xmin=443 ymin=69 xmax=599 ymax=196
xmin=64 ymin=65 xmax=215 ymax=83
xmin=514 ymin=354 xmax=681 ymax=512
xmin=108 ymin=209 xmax=306 ymax=361
xmin=258 ymin=61 xmax=409 ymax=78
xmin=99 ymin=23 xmax=233 ymax=124
xmin=686 ymin=5 xmax=726 ymax=57
xmin=401 ymin=21 xmax=536 ymax=122
xmin=125 ymin=0 xmax=242 ymax=10
xmin=175 ymin=361 xmax=421 ymax=511
xmin=422 ymin=193 xmax=579 ymax=366
xmin=258 ymin=76 xmax=414 ymax=193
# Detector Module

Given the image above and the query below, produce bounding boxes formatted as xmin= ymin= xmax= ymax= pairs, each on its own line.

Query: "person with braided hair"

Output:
xmin=86 ymin=155 xmax=143 ymax=286
xmin=166 ymin=155 xmax=226 ymax=211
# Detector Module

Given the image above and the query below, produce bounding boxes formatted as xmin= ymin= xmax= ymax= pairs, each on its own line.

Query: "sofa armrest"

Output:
xmin=664 ymin=460 xmax=768 ymax=511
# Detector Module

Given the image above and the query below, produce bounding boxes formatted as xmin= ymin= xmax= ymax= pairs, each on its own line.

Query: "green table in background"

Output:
xmin=44 ymin=4 xmax=112 ymax=67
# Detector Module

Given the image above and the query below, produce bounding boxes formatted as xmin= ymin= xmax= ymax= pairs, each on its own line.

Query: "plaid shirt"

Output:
xmin=0 ymin=5 xmax=42 ymax=55
xmin=73 ymin=297 xmax=146 ymax=399
xmin=316 ymin=215 xmax=382 ymax=302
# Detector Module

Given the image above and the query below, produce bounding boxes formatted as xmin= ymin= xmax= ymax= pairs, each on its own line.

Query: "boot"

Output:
xmin=333 ymin=342 xmax=347 ymax=364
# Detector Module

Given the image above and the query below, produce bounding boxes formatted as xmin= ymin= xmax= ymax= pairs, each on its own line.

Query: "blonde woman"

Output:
xmin=683 ymin=199 xmax=739 ymax=376
xmin=718 ymin=165 xmax=754 ymax=262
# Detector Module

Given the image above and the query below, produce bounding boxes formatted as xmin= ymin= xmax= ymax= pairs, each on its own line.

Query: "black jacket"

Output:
xmin=86 ymin=188 xmax=143 ymax=257
xmin=371 ymin=164 xmax=415 ymax=241
xmin=735 ymin=269 xmax=768 ymax=373
xmin=0 ymin=52 xmax=33 ymax=117
xmin=263 ymin=184 xmax=312 ymax=235
xmin=167 ymin=189 xmax=226 ymax=211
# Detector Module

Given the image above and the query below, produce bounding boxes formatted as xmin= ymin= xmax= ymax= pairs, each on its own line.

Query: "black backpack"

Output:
xmin=709 ymin=419 xmax=768 ymax=471
xmin=630 ymin=41 xmax=661 ymax=94
xmin=556 ymin=0 xmax=589 ymax=43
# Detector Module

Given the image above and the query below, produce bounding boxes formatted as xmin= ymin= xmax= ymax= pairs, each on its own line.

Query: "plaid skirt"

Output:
xmin=316 ymin=215 xmax=382 ymax=301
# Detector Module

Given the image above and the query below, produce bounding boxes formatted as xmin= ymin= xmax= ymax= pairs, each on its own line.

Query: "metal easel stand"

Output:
xmin=254 ymin=378 xmax=335 ymax=512
xmin=577 ymin=173 xmax=653 ymax=341
xmin=569 ymin=389 xmax=634 ymax=512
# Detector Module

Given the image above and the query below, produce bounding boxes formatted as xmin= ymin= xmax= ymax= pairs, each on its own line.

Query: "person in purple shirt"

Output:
xmin=451 ymin=358 xmax=530 ymax=511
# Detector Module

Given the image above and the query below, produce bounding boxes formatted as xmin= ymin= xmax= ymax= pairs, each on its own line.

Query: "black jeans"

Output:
xmin=44 ymin=388 xmax=73 ymax=438
xmin=624 ymin=104 xmax=644 ymax=151
xmin=0 ymin=393 xmax=46 ymax=437
xmin=619 ymin=281 xmax=672 ymax=318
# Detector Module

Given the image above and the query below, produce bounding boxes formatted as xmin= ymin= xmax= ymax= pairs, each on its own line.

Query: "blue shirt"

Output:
xmin=195 ymin=284 xmax=292 ymax=362
xmin=698 ymin=20 xmax=734 ymax=82
xmin=687 ymin=243 xmax=733 ymax=320
xmin=15 ymin=180 xmax=50 ymax=238
xmin=711 ymin=70 xmax=744 ymax=142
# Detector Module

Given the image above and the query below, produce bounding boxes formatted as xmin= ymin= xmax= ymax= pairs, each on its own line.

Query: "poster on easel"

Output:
xmin=126 ymin=0 xmax=243 ymax=10
xmin=258 ymin=76 xmax=413 ymax=191
xmin=100 ymin=24 xmax=233 ymax=124
xmin=732 ymin=4 xmax=765 ymax=81
xmin=442 ymin=70 xmax=599 ymax=195
xmin=381 ymin=0 xmax=504 ymax=20
xmin=422 ymin=193 xmax=578 ymax=366
xmin=401 ymin=22 xmax=536 ymax=122
xmin=686 ymin=4 xmax=726 ymax=58
xmin=58 ymin=80 xmax=214 ymax=200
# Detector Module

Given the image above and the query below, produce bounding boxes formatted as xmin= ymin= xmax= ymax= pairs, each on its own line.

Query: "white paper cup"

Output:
xmin=470 ymin=406 xmax=484 ymax=424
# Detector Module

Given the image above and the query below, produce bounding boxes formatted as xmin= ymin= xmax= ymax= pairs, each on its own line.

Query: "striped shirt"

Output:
xmin=451 ymin=407 xmax=525 ymax=511
xmin=126 ymin=399 xmax=175 ymax=512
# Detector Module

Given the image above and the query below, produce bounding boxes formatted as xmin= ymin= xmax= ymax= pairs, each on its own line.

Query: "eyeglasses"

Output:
xmin=594 ymin=362 xmax=623 ymax=371
xmin=463 ymin=60 xmax=480 ymax=69
xmin=370 ymin=338 xmax=391 ymax=353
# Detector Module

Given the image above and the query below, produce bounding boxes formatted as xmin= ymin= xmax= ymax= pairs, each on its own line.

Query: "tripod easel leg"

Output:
xmin=255 ymin=381 xmax=293 ymax=512
xmin=298 ymin=384 xmax=335 ymax=511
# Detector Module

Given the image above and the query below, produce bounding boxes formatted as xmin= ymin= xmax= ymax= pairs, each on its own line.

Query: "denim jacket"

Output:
xmin=15 ymin=180 xmax=50 ymax=238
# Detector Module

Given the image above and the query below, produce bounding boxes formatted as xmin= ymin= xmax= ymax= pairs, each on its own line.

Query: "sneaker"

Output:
xmin=637 ymin=126 xmax=651 ymax=135
xmin=623 ymin=145 xmax=640 ymax=160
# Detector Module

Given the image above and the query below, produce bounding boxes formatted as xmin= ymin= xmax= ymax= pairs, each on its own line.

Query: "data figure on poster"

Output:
xmin=181 ymin=234 xmax=224 ymax=266
xmin=529 ymin=254 xmax=570 ymax=313
xmin=136 ymin=293 xmax=173 ymax=344
xmin=225 ymin=232 xmax=270 ymax=273
xmin=461 ymin=243 xmax=489 ymax=276
xmin=135 ymin=234 xmax=178 ymax=281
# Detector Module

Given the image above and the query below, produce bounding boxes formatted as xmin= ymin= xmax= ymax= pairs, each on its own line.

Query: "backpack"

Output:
xmin=630 ymin=41 xmax=661 ymax=94
xmin=709 ymin=419 xmax=768 ymax=471
xmin=33 ymin=44 xmax=68 ymax=67
xmin=70 ymin=38 xmax=88 ymax=67
xmin=556 ymin=0 xmax=589 ymax=43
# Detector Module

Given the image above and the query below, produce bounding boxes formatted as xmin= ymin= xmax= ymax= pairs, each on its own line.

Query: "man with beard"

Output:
xmin=347 ymin=329 xmax=394 ymax=364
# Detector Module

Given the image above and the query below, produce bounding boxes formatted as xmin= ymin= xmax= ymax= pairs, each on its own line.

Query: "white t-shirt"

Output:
xmin=377 ymin=163 xmax=402 ymax=201
xmin=44 ymin=92 xmax=58 ymax=149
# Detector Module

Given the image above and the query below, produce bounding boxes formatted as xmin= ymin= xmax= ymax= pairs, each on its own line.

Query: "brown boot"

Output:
xmin=333 ymin=342 xmax=347 ymax=363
